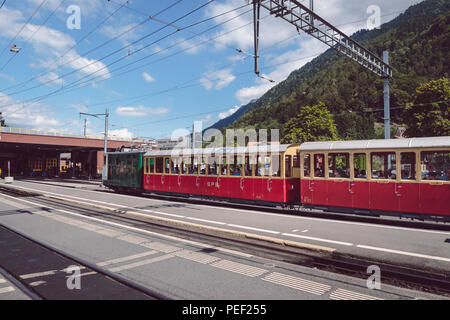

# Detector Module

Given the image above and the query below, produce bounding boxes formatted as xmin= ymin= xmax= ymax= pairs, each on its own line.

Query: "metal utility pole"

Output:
xmin=250 ymin=0 xmax=393 ymax=137
xmin=80 ymin=109 xmax=109 ymax=180
xmin=383 ymin=51 xmax=390 ymax=139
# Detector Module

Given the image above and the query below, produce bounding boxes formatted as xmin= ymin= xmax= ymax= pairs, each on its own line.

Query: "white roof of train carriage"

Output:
xmin=144 ymin=144 xmax=293 ymax=157
xmin=298 ymin=136 xmax=450 ymax=151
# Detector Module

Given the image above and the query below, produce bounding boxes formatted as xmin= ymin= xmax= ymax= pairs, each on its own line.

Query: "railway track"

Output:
xmin=1 ymin=185 xmax=449 ymax=298
xmin=0 ymin=223 xmax=169 ymax=300
xmin=18 ymin=178 xmax=450 ymax=232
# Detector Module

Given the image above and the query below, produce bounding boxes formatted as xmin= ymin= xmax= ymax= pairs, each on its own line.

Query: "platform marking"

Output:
xmin=116 ymin=234 xmax=149 ymax=245
xmin=186 ymin=217 xmax=226 ymax=225
xmin=20 ymin=270 xmax=57 ymax=279
xmin=140 ymin=241 xmax=181 ymax=253
xmin=210 ymin=259 xmax=268 ymax=277
xmin=356 ymin=244 xmax=450 ymax=263
xmin=108 ymin=254 xmax=174 ymax=272
xmin=97 ymin=251 xmax=159 ymax=267
xmin=0 ymin=286 xmax=15 ymax=294
xmin=282 ymin=233 xmax=353 ymax=246
xmin=262 ymin=272 xmax=331 ymax=296
xmin=173 ymin=250 xmax=221 ymax=264
xmin=227 ymin=224 xmax=280 ymax=235
xmin=329 ymin=288 xmax=383 ymax=300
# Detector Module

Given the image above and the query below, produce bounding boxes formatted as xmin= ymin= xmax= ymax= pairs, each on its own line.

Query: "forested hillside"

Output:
xmin=218 ymin=0 xmax=450 ymax=141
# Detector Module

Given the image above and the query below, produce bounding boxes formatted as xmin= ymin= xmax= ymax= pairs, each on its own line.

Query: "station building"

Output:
xmin=0 ymin=127 xmax=148 ymax=179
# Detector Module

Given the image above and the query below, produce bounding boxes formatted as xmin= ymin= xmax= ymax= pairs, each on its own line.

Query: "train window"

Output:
xmin=164 ymin=158 xmax=170 ymax=174
xmin=221 ymin=157 xmax=228 ymax=176
xmin=200 ymin=157 xmax=207 ymax=175
xmin=285 ymin=155 xmax=292 ymax=178
xmin=189 ymin=157 xmax=199 ymax=175
xmin=155 ymin=158 xmax=164 ymax=173
xmin=244 ymin=156 xmax=252 ymax=177
xmin=272 ymin=154 xmax=281 ymax=177
xmin=371 ymin=152 xmax=396 ymax=180
xmin=181 ymin=158 xmax=188 ymax=174
xmin=209 ymin=156 xmax=218 ymax=176
xmin=293 ymin=154 xmax=300 ymax=168
xmin=328 ymin=153 xmax=350 ymax=178
xmin=421 ymin=151 xmax=450 ymax=181
xmin=150 ymin=158 xmax=154 ymax=173
xmin=255 ymin=156 xmax=263 ymax=176
xmin=303 ymin=154 xmax=311 ymax=177
xmin=263 ymin=156 xmax=271 ymax=176
xmin=313 ymin=154 xmax=325 ymax=178
xmin=401 ymin=152 xmax=416 ymax=180
xmin=354 ymin=153 xmax=367 ymax=179
xmin=171 ymin=157 xmax=180 ymax=174
xmin=229 ymin=155 xmax=242 ymax=176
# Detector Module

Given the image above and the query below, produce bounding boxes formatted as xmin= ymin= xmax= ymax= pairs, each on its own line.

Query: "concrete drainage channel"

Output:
xmin=1 ymin=184 xmax=449 ymax=297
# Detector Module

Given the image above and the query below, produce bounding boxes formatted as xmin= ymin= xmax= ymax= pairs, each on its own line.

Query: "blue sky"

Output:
xmin=0 ymin=0 xmax=421 ymax=140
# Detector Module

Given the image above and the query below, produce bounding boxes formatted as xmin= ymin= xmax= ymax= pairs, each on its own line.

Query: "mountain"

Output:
xmin=225 ymin=0 xmax=450 ymax=140
xmin=205 ymin=99 xmax=255 ymax=131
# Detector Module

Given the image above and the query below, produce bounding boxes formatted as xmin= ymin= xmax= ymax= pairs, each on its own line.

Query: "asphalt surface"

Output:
xmin=0 ymin=179 xmax=448 ymax=300
xmin=6 ymin=179 xmax=450 ymax=272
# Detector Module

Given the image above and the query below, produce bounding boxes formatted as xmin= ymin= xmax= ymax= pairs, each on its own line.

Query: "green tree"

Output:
xmin=281 ymin=102 xmax=338 ymax=144
xmin=403 ymin=77 xmax=450 ymax=137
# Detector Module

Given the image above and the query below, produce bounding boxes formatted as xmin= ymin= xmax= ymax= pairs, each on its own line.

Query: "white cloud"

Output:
xmin=0 ymin=92 xmax=62 ymax=130
xmin=200 ymin=68 xmax=235 ymax=91
xmin=109 ymin=128 xmax=134 ymax=140
xmin=0 ymin=7 xmax=111 ymax=80
xmin=235 ymin=37 xmax=327 ymax=104
xmin=142 ymin=72 xmax=155 ymax=83
xmin=115 ymin=105 xmax=169 ymax=117
xmin=37 ymin=72 xmax=65 ymax=87
xmin=219 ymin=105 xmax=240 ymax=119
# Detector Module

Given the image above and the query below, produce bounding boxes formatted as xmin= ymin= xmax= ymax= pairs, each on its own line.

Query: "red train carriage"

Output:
xmin=299 ymin=137 xmax=450 ymax=220
xmin=142 ymin=144 xmax=301 ymax=206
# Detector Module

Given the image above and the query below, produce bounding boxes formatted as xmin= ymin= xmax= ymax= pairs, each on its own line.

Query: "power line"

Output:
xmin=0 ymin=0 xmax=48 ymax=60
xmin=0 ymin=0 xmax=7 ymax=10
xmin=0 ymin=0 xmax=182 ymax=94
xmin=1 ymin=1 xmax=249 ymax=112
xmin=3 ymin=0 xmax=214 ymax=97
xmin=0 ymin=0 xmax=68 ymax=73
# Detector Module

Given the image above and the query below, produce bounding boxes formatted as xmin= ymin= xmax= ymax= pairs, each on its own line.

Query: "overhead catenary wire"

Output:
xmin=0 ymin=0 xmax=68 ymax=73
xmin=0 ymin=0 xmax=48 ymax=60
xmin=0 ymin=0 xmax=184 ymax=94
xmin=1 ymin=5 xmax=414 ymax=130
xmin=0 ymin=6 xmax=399 ymax=115
xmin=1 ymin=1 xmax=251 ymax=112
xmin=2 ymin=0 xmax=214 ymax=98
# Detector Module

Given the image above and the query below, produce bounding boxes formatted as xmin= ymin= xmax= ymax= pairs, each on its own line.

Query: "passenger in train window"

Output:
xmin=441 ymin=169 xmax=450 ymax=181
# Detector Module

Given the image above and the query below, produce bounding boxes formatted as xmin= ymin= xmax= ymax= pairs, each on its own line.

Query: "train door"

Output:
xmin=326 ymin=153 xmax=352 ymax=208
xmin=396 ymin=152 xmax=420 ymax=214
xmin=369 ymin=152 xmax=399 ymax=212
xmin=311 ymin=153 xmax=327 ymax=206
xmin=351 ymin=153 xmax=370 ymax=211
xmin=300 ymin=153 xmax=312 ymax=204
